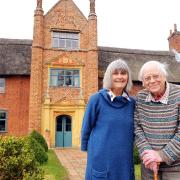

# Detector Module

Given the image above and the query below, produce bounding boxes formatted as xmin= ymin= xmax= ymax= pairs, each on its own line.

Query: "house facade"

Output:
xmin=0 ymin=0 xmax=179 ymax=148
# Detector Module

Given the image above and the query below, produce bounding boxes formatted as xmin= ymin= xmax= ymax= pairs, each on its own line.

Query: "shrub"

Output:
xmin=0 ymin=136 xmax=44 ymax=180
xmin=30 ymin=130 xmax=48 ymax=152
xmin=134 ymin=145 xmax=141 ymax=164
xmin=29 ymin=136 xmax=48 ymax=164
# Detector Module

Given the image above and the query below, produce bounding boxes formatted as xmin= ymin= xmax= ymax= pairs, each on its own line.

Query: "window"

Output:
xmin=0 ymin=111 xmax=7 ymax=132
xmin=50 ymin=68 xmax=80 ymax=87
xmin=52 ymin=32 xmax=79 ymax=50
xmin=0 ymin=78 xmax=5 ymax=93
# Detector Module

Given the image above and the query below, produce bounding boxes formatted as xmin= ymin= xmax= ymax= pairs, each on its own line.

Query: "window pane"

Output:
xmin=58 ymin=75 xmax=64 ymax=86
xmin=58 ymin=70 xmax=64 ymax=75
xmin=51 ymin=69 xmax=59 ymax=75
xmin=52 ymin=38 xmax=59 ymax=48
xmin=0 ymin=78 xmax=5 ymax=93
xmin=0 ymin=112 xmax=6 ymax=119
xmin=71 ymin=33 xmax=78 ymax=39
xmin=60 ymin=32 xmax=66 ymax=38
xmin=56 ymin=120 xmax=62 ymax=131
xmin=73 ymin=70 xmax=79 ymax=75
xmin=65 ymin=33 xmax=71 ymax=38
xmin=66 ymin=119 xmax=71 ymax=131
xmin=59 ymin=39 xmax=65 ymax=48
xmin=0 ymin=79 xmax=4 ymax=86
xmin=65 ymin=70 xmax=73 ymax=75
xmin=72 ymin=40 xmax=78 ymax=49
xmin=74 ymin=76 xmax=80 ymax=87
xmin=66 ymin=39 xmax=71 ymax=49
xmin=53 ymin=32 xmax=60 ymax=38
xmin=0 ymin=121 xmax=5 ymax=131
xmin=65 ymin=76 xmax=72 ymax=86
xmin=50 ymin=76 xmax=58 ymax=86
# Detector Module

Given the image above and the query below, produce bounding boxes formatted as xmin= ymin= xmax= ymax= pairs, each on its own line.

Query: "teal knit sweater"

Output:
xmin=135 ymin=83 xmax=180 ymax=171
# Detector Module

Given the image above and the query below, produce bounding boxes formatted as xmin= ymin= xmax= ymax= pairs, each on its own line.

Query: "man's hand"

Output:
xmin=146 ymin=161 xmax=159 ymax=174
xmin=142 ymin=150 xmax=162 ymax=166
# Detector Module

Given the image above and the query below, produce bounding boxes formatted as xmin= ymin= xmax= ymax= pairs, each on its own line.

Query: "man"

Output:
xmin=135 ymin=60 xmax=180 ymax=180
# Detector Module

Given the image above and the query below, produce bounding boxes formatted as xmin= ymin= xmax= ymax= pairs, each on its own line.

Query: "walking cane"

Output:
xmin=154 ymin=163 xmax=160 ymax=180
xmin=154 ymin=172 xmax=158 ymax=180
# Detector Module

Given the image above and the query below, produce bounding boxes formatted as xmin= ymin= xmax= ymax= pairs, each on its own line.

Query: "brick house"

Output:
xmin=0 ymin=0 xmax=179 ymax=148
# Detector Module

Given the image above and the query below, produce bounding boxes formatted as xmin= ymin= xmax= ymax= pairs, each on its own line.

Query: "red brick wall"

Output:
xmin=29 ymin=0 xmax=98 ymax=131
xmin=0 ymin=76 xmax=30 ymax=136
xmin=168 ymin=34 xmax=180 ymax=52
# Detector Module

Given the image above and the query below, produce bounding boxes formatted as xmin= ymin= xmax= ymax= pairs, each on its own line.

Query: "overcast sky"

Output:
xmin=0 ymin=0 xmax=180 ymax=51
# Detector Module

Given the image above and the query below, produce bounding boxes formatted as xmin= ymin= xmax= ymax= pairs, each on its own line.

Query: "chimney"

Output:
xmin=168 ymin=24 xmax=180 ymax=52
xmin=88 ymin=0 xmax=97 ymax=50
xmin=29 ymin=0 xmax=44 ymax=132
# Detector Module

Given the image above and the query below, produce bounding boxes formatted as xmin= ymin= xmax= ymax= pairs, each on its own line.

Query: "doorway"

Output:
xmin=55 ymin=115 xmax=72 ymax=147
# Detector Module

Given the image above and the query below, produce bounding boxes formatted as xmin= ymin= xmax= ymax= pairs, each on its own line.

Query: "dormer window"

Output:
xmin=52 ymin=31 xmax=79 ymax=50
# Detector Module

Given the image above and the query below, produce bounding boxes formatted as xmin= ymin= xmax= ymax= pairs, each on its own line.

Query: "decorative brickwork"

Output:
xmin=29 ymin=0 xmax=98 ymax=146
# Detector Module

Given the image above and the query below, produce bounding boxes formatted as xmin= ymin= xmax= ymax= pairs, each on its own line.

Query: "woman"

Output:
xmin=81 ymin=59 xmax=135 ymax=180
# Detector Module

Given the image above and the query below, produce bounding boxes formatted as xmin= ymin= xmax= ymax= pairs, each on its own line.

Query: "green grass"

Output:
xmin=135 ymin=164 xmax=141 ymax=180
xmin=42 ymin=149 xmax=68 ymax=180
xmin=42 ymin=149 xmax=141 ymax=180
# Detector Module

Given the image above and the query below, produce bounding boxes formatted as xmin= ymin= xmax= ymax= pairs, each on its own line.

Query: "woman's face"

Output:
xmin=111 ymin=69 xmax=128 ymax=91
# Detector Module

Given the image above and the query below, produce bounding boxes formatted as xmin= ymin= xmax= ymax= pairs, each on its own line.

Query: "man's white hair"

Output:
xmin=103 ymin=59 xmax=132 ymax=91
xmin=138 ymin=61 xmax=168 ymax=81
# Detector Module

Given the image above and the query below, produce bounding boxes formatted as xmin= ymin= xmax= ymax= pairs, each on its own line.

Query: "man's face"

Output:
xmin=142 ymin=66 xmax=166 ymax=95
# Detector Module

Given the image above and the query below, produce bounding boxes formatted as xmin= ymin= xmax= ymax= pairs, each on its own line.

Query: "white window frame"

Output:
xmin=52 ymin=31 xmax=79 ymax=50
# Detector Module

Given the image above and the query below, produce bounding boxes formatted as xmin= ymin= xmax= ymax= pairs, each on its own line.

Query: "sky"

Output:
xmin=0 ymin=0 xmax=180 ymax=51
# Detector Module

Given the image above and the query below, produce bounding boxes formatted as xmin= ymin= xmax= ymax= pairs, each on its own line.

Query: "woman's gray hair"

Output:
xmin=138 ymin=60 xmax=168 ymax=81
xmin=103 ymin=59 xmax=132 ymax=91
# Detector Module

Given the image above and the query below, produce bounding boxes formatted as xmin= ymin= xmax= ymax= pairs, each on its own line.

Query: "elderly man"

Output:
xmin=135 ymin=60 xmax=180 ymax=180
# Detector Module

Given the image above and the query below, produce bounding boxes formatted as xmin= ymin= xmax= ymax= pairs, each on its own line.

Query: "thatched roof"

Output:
xmin=98 ymin=46 xmax=180 ymax=83
xmin=0 ymin=38 xmax=32 ymax=75
xmin=0 ymin=39 xmax=179 ymax=83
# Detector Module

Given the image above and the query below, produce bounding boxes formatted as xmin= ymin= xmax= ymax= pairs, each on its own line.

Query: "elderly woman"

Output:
xmin=81 ymin=59 xmax=135 ymax=180
xmin=135 ymin=61 xmax=180 ymax=180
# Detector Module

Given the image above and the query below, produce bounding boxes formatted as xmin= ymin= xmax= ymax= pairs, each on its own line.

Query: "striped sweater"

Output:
xmin=135 ymin=83 xmax=180 ymax=171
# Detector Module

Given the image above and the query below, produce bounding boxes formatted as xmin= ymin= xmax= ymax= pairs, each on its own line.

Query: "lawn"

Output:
xmin=42 ymin=150 xmax=68 ymax=180
xmin=42 ymin=149 xmax=141 ymax=180
xmin=135 ymin=164 xmax=141 ymax=180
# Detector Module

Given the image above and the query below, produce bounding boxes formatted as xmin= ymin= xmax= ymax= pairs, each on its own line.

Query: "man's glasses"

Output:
xmin=143 ymin=74 xmax=160 ymax=82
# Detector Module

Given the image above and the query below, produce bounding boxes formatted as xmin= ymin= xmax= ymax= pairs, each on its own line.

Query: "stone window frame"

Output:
xmin=0 ymin=110 xmax=8 ymax=132
xmin=49 ymin=68 xmax=80 ymax=87
xmin=0 ymin=78 xmax=5 ymax=93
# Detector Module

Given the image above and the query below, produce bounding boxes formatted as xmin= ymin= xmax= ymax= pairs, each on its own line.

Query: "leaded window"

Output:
xmin=50 ymin=68 xmax=80 ymax=87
